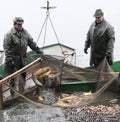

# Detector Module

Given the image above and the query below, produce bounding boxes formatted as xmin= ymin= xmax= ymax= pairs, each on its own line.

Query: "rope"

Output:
xmin=48 ymin=16 xmax=60 ymax=44
xmin=36 ymin=16 xmax=48 ymax=43
xmin=90 ymin=95 xmax=120 ymax=104
xmin=5 ymin=83 xmax=45 ymax=108
xmin=43 ymin=15 xmax=49 ymax=47
xmin=48 ymin=16 xmax=65 ymax=54
xmin=36 ymin=3 xmax=66 ymax=57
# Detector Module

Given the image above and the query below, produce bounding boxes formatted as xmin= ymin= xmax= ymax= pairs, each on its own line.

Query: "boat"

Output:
xmin=0 ymin=52 xmax=119 ymax=108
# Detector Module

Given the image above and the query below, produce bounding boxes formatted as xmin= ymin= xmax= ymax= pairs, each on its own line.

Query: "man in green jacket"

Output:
xmin=84 ymin=9 xmax=115 ymax=67
xmin=3 ymin=17 xmax=43 ymax=97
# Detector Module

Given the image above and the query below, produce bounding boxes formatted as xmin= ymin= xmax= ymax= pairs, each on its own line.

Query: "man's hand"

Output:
xmin=36 ymin=49 xmax=44 ymax=55
xmin=105 ymin=52 xmax=111 ymax=57
xmin=106 ymin=52 xmax=113 ymax=65
xmin=8 ymin=59 xmax=16 ymax=68
xmin=84 ymin=48 xmax=88 ymax=54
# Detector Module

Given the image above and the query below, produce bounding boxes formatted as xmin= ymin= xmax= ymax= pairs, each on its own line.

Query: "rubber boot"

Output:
xmin=9 ymin=79 xmax=15 ymax=97
xmin=10 ymin=89 xmax=15 ymax=97
xmin=18 ymin=75 xmax=25 ymax=94
xmin=117 ymin=83 xmax=120 ymax=92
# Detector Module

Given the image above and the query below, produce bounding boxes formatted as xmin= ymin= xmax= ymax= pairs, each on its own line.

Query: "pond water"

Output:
xmin=0 ymin=89 xmax=120 ymax=122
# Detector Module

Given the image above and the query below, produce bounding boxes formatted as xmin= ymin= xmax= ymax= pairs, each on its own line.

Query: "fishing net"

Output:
xmin=3 ymin=54 xmax=120 ymax=109
xmin=29 ymin=55 xmax=120 ymax=107
xmin=63 ymin=57 xmax=118 ymax=83
xmin=31 ymin=55 xmax=118 ymax=83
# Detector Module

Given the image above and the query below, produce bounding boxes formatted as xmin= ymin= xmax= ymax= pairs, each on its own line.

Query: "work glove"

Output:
xmin=84 ymin=48 xmax=88 ymax=54
xmin=105 ymin=52 xmax=113 ymax=65
xmin=36 ymin=49 xmax=44 ymax=55
xmin=8 ymin=59 xmax=16 ymax=68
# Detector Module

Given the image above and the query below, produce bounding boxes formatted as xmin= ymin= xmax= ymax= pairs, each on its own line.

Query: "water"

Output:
xmin=0 ymin=103 xmax=65 ymax=122
xmin=90 ymin=90 xmax=120 ymax=106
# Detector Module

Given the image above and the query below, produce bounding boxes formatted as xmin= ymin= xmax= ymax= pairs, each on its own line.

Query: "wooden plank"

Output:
xmin=0 ymin=58 xmax=41 ymax=85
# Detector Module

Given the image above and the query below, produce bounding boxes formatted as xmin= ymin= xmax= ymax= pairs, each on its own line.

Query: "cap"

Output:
xmin=13 ymin=17 xmax=24 ymax=24
xmin=93 ymin=9 xmax=104 ymax=17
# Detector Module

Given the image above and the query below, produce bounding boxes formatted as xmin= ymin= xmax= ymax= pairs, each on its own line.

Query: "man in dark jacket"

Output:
xmin=84 ymin=9 xmax=115 ymax=67
xmin=3 ymin=17 xmax=43 ymax=97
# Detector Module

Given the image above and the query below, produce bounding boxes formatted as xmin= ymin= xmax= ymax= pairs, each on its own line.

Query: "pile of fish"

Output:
xmin=54 ymin=92 xmax=94 ymax=107
xmin=32 ymin=66 xmax=60 ymax=87
xmin=31 ymin=67 xmax=96 ymax=107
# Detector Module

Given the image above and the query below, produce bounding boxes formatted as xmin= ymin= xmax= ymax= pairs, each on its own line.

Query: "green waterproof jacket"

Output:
xmin=3 ymin=27 xmax=40 ymax=74
xmin=84 ymin=20 xmax=115 ymax=67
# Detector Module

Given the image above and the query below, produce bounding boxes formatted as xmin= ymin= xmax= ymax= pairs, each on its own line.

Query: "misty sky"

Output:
xmin=0 ymin=0 xmax=120 ymax=64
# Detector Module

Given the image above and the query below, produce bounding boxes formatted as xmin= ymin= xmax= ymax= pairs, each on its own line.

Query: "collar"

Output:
xmin=95 ymin=19 xmax=105 ymax=27
xmin=11 ymin=27 xmax=24 ymax=34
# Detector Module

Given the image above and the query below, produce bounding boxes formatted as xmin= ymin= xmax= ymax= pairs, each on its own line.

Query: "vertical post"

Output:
xmin=0 ymin=85 xmax=3 ymax=109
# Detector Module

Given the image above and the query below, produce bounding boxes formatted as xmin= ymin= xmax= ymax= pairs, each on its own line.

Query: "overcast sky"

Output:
xmin=0 ymin=0 xmax=120 ymax=64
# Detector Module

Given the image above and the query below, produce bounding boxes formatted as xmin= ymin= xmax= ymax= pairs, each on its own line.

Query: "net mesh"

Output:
xmin=30 ymin=55 xmax=120 ymax=107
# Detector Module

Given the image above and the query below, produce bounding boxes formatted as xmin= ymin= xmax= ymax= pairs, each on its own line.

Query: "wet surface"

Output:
xmin=0 ymin=90 xmax=120 ymax=122
xmin=91 ymin=91 xmax=120 ymax=106
xmin=38 ymin=88 xmax=57 ymax=105
xmin=0 ymin=103 xmax=65 ymax=122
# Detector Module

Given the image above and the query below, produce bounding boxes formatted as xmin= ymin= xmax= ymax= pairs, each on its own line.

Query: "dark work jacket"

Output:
xmin=3 ymin=27 xmax=40 ymax=74
xmin=84 ymin=20 xmax=115 ymax=67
